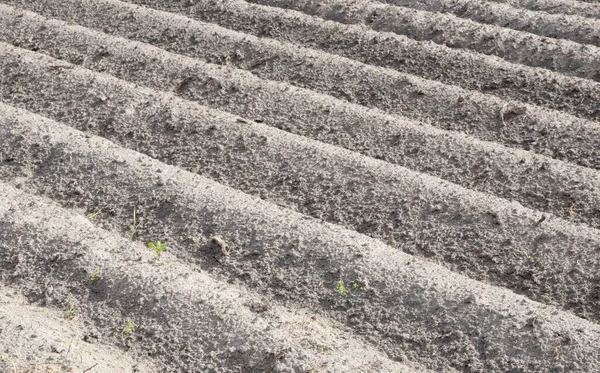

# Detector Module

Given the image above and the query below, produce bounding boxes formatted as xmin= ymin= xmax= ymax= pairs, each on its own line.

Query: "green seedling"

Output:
xmin=148 ymin=240 xmax=167 ymax=261
xmin=523 ymin=251 xmax=534 ymax=261
xmin=64 ymin=303 xmax=77 ymax=320
xmin=122 ymin=319 xmax=135 ymax=335
xmin=336 ymin=281 xmax=347 ymax=296
xmin=87 ymin=209 xmax=102 ymax=222
xmin=352 ymin=283 xmax=360 ymax=291
xmin=89 ymin=268 xmax=100 ymax=282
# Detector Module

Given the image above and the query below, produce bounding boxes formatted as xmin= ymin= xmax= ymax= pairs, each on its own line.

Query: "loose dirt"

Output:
xmin=1 ymin=0 xmax=599 ymax=372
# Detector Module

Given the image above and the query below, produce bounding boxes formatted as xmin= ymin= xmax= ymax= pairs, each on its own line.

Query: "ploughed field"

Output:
xmin=0 ymin=0 xmax=599 ymax=372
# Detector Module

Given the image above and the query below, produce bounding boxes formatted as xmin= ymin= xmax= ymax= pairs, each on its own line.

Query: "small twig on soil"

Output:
xmin=248 ymin=55 xmax=279 ymax=70
xmin=83 ymin=362 xmax=99 ymax=372
xmin=168 ymin=263 xmax=174 ymax=297
xmin=64 ymin=337 xmax=73 ymax=362
xmin=130 ymin=207 xmax=139 ymax=240
xmin=175 ymin=76 xmax=196 ymax=93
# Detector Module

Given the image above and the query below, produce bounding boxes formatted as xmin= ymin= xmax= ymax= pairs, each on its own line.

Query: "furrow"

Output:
xmin=2 ymin=41 xmax=600 ymax=280
xmin=0 ymin=287 xmax=159 ymax=372
xmin=2 ymin=1 xmax=600 ymax=122
xmin=1 ymin=5 xmax=599 ymax=172
xmin=247 ymin=0 xmax=600 ymax=50
xmin=124 ymin=0 xmax=600 ymax=114
xmin=376 ymin=0 xmax=600 ymax=46
xmin=145 ymin=0 xmax=600 ymax=86
xmin=2 ymin=102 xmax=600 ymax=372
xmin=3 ymin=38 xmax=600 ymax=228
xmin=0 ymin=184 xmax=416 ymax=373
xmin=488 ymin=0 xmax=600 ymax=19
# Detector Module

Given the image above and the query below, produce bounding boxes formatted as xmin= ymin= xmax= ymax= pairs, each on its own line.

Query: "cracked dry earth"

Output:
xmin=0 ymin=0 xmax=600 ymax=372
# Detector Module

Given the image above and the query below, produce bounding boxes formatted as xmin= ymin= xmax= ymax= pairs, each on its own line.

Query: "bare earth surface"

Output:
xmin=0 ymin=0 xmax=599 ymax=372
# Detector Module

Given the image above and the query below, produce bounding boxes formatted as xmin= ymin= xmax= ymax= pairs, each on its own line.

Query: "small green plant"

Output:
xmin=87 ymin=209 xmax=102 ymax=222
xmin=89 ymin=268 xmax=100 ymax=282
xmin=130 ymin=207 xmax=139 ymax=240
xmin=148 ymin=240 xmax=167 ymax=261
xmin=336 ymin=281 xmax=347 ymax=296
xmin=122 ymin=319 xmax=135 ymax=335
xmin=352 ymin=283 xmax=360 ymax=291
xmin=64 ymin=302 xmax=77 ymax=320
xmin=523 ymin=251 xmax=534 ymax=261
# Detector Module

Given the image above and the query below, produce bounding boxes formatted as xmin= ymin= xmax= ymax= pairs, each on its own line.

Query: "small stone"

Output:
xmin=211 ymin=236 xmax=229 ymax=256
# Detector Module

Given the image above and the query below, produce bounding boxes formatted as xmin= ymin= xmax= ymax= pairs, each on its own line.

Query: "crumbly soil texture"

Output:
xmin=1 ymin=0 xmax=600 ymax=372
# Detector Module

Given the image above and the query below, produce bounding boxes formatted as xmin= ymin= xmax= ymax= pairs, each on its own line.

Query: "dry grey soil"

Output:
xmin=1 ymin=0 xmax=600 ymax=372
